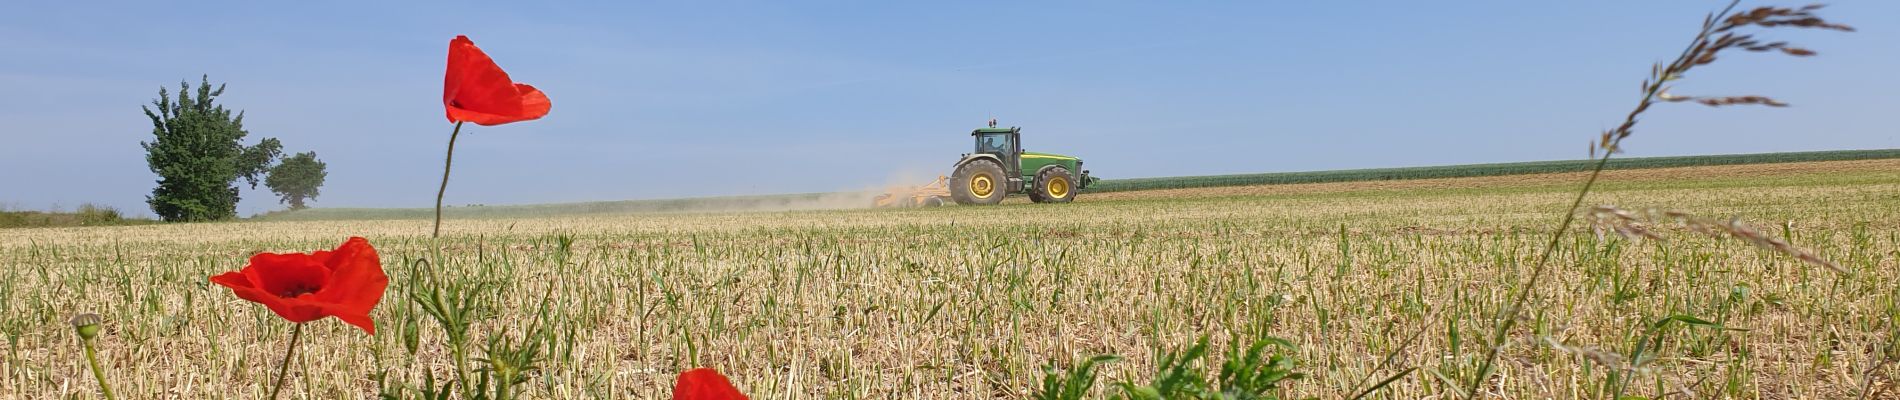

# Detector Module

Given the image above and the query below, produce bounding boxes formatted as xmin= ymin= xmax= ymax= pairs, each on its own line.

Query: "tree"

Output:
xmin=141 ymin=76 xmax=282 ymax=222
xmin=267 ymin=151 xmax=328 ymax=210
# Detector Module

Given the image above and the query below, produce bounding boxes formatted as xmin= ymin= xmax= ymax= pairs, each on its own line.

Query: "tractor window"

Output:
xmin=976 ymin=133 xmax=1013 ymax=154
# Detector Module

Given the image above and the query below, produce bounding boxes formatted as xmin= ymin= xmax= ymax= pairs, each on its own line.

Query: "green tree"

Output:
xmin=266 ymin=151 xmax=328 ymax=210
xmin=141 ymin=76 xmax=282 ymax=222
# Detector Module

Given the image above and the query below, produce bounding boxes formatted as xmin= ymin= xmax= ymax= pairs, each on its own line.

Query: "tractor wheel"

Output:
xmin=1033 ymin=166 xmax=1077 ymax=204
xmin=950 ymin=159 xmax=1007 ymax=206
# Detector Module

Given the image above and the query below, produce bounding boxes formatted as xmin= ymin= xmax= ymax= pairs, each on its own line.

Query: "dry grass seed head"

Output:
xmin=1592 ymin=1 xmax=1851 ymax=153
xmin=1588 ymin=206 xmax=1851 ymax=275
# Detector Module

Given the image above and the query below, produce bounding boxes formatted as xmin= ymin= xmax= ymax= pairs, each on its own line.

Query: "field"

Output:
xmin=3 ymin=158 xmax=1898 ymax=398
xmin=255 ymin=149 xmax=1900 ymax=222
xmin=1084 ymin=149 xmax=1900 ymax=193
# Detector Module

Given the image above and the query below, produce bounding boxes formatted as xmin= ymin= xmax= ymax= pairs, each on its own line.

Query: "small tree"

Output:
xmin=267 ymin=151 xmax=328 ymax=210
xmin=141 ymin=76 xmax=282 ymax=222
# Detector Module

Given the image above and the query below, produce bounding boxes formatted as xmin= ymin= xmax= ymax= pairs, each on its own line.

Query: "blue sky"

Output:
xmin=2 ymin=1 xmax=1894 ymax=217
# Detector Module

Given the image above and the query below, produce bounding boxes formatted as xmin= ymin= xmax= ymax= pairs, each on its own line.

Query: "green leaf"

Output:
xmin=1116 ymin=383 xmax=1163 ymax=400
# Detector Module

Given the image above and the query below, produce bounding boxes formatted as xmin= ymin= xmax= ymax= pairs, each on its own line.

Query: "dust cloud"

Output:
xmin=547 ymin=168 xmax=953 ymax=215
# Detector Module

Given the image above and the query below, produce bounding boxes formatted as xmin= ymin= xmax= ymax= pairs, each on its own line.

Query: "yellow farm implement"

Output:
xmin=873 ymin=176 xmax=952 ymax=208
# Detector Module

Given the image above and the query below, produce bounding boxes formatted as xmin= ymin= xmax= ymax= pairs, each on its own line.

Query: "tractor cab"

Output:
xmin=970 ymin=127 xmax=1023 ymax=179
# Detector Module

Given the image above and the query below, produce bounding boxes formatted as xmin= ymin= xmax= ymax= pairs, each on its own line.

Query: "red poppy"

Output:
xmin=673 ymin=368 xmax=747 ymax=400
xmin=209 ymin=237 xmax=388 ymax=334
xmin=444 ymin=35 xmax=551 ymax=126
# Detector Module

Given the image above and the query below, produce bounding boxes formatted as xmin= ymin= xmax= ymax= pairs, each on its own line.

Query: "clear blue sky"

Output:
xmin=2 ymin=1 xmax=1894 ymax=217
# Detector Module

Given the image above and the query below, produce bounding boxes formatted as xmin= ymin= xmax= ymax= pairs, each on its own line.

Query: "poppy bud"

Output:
xmin=69 ymin=313 xmax=102 ymax=340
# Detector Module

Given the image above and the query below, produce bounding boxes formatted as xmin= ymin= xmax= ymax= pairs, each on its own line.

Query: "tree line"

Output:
xmin=142 ymin=76 xmax=326 ymax=222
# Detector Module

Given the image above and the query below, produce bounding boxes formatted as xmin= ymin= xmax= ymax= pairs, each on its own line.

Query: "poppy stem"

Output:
xmin=267 ymin=323 xmax=305 ymax=400
xmin=80 ymin=336 xmax=115 ymax=400
xmin=433 ymin=121 xmax=465 ymax=238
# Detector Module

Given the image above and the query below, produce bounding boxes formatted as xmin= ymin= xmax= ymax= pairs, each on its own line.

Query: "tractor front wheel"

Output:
xmin=1031 ymin=166 xmax=1076 ymax=204
xmin=950 ymin=159 xmax=1007 ymax=206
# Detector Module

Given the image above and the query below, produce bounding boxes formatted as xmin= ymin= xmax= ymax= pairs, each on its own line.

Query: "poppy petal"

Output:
xmin=307 ymin=248 xmax=335 ymax=271
xmin=312 ymin=237 xmax=387 ymax=320
xmin=673 ymin=368 xmax=748 ymax=400
xmin=213 ymin=277 xmax=326 ymax=323
xmin=270 ymin=295 xmax=332 ymax=323
xmin=443 ymin=35 xmax=550 ymax=126
xmin=323 ymin=305 xmax=376 ymax=334
xmin=243 ymin=252 xmax=331 ymax=299
xmin=512 ymin=83 xmax=551 ymax=118
xmin=209 ymin=271 xmax=254 ymax=290
xmin=445 ymin=36 xmax=516 ymax=115
xmin=443 ymin=84 xmax=551 ymax=126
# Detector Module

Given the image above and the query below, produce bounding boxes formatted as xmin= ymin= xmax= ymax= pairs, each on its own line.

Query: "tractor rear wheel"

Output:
xmin=950 ymin=159 xmax=1007 ymax=206
xmin=1031 ymin=166 xmax=1077 ymax=203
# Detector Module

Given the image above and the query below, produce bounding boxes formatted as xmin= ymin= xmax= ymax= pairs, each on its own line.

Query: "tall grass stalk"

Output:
xmin=1464 ymin=1 xmax=1851 ymax=395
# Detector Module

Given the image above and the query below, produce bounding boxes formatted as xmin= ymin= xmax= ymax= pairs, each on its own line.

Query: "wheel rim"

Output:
xmin=971 ymin=174 xmax=994 ymax=198
xmin=1049 ymin=176 xmax=1070 ymax=198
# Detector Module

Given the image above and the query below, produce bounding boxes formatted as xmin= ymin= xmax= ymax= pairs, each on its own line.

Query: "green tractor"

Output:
xmin=949 ymin=126 xmax=1096 ymax=205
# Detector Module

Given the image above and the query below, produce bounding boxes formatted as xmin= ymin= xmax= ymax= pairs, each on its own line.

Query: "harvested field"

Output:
xmin=1083 ymin=158 xmax=1900 ymax=202
xmin=3 ymin=156 xmax=1897 ymax=399
xmin=1084 ymin=149 xmax=1900 ymax=193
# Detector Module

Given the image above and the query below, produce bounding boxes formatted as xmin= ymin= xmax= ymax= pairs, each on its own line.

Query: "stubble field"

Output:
xmin=3 ymin=159 xmax=1897 ymax=399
